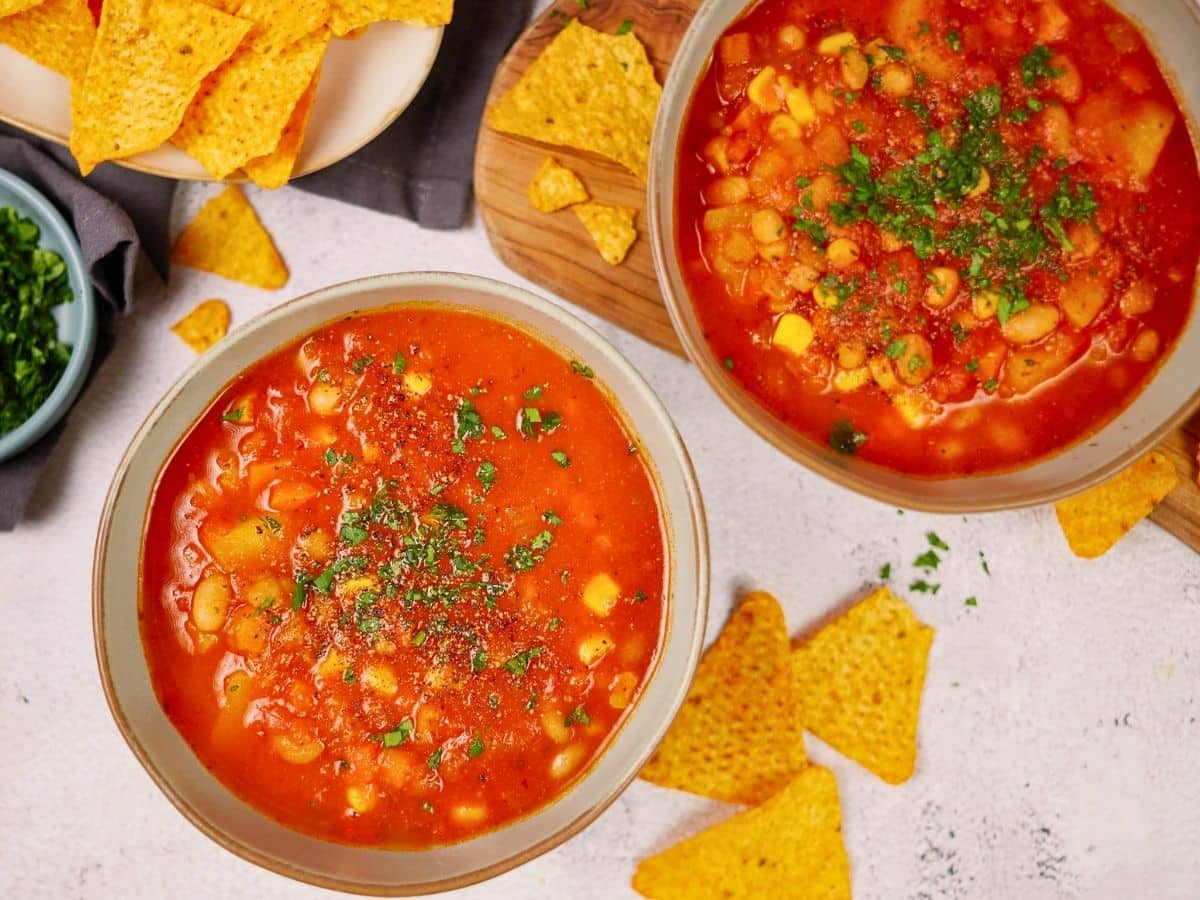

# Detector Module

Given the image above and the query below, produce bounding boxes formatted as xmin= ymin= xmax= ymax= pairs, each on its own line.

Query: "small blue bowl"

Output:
xmin=0 ymin=168 xmax=96 ymax=462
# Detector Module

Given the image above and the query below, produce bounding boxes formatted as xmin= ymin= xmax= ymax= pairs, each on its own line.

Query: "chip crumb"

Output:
xmin=632 ymin=766 xmax=852 ymax=900
xmin=1054 ymin=451 xmax=1180 ymax=558
xmin=640 ymin=591 xmax=806 ymax=805
xmin=792 ymin=586 xmax=934 ymax=785
xmin=171 ymin=299 xmax=231 ymax=353
xmin=487 ymin=19 xmax=661 ymax=180
xmin=171 ymin=186 xmax=289 ymax=289
xmin=574 ymin=202 xmax=637 ymax=266
xmin=529 ymin=157 xmax=589 ymax=213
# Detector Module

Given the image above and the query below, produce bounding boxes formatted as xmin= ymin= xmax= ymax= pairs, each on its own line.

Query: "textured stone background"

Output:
xmin=3 ymin=10 xmax=1200 ymax=894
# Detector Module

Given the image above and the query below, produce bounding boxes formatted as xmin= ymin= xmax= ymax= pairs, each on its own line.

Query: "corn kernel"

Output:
xmin=833 ymin=366 xmax=871 ymax=392
xmin=785 ymin=85 xmax=816 ymax=124
xmin=403 ymin=372 xmax=432 ymax=395
xmin=543 ymin=708 xmax=572 ymax=743
xmin=315 ymin=646 xmax=347 ymax=680
xmin=346 ymin=784 xmax=377 ymax=814
xmin=974 ymin=290 xmax=1000 ymax=319
xmin=778 ymin=24 xmax=805 ymax=50
xmin=817 ymin=31 xmax=858 ymax=56
xmin=767 ymin=113 xmax=801 ymax=141
xmin=812 ymin=282 xmax=840 ymax=309
xmin=550 ymin=744 xmax=587 ymax=780
xmin=925 ymin=267 xmax=960 ymax=308
xmin=746 ymin=66 xmax=781 ymax=111
xmin=966 ymin=167 xmax=991 ymax=199
xmin=362 ymin=664 xmax=398 ymax=697
xmin=307 ymin=382 xmax=342 ymax=416
xmin=751 ymin=208 xmax=786 ymax=244
xmin=869 ymin=355 xmax=899 ymax=391
xmin=772 ymin=313 xmax=814 ymax=355
xmin=609 ymin=672 xmax=638 ymax=709
xmin=450 ymin=803 xmax=488 ymax=826
xmin=826 ymin=237 xmax=860 ymax=269
xmin=840 ymin=48 xmax=870 ymax=90
xmin=579 ymin=634 xmax=615 ymax=666
xmin=582 ymin=573 xmax=620 ymax=617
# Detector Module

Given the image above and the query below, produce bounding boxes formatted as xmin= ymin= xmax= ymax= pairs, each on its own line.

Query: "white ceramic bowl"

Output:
xmin=93 ymin=273 xmax=709 ymax=894
xmin=649 ymin=0 xmax=1200 ymax=512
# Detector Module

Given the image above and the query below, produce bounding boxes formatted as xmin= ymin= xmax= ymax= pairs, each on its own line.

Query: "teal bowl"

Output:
xmin=0 ymin=168 xmax=96 ymax=462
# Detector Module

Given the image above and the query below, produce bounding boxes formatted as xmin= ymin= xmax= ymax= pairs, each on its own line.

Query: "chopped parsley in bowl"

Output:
xmin=0 ymin=169 xmax=96 ymax=462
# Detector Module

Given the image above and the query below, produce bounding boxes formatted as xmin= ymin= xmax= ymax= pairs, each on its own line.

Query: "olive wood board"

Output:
xmin=473 ymin=0 xmax=1200 ymax=553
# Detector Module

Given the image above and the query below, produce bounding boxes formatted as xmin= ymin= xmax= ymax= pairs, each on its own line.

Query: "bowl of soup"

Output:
xmin=93 ymin=272 xmax=708 ymax=893
xmin=650 ymin=0 xmax=1200 ymax=510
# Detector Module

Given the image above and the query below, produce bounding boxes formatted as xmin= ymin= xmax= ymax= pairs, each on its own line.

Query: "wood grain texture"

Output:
xmin=474 ymin=0 xmax=1200 ymax=552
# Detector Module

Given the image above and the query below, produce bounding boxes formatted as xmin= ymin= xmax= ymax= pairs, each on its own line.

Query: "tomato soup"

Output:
xmin=677 ymin=0 xmax=1199 ymax=475
xmin=140 ymin=307 xmax=666 ymax=847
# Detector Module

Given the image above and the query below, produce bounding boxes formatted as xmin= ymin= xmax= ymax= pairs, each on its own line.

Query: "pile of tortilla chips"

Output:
xmin=0 ymin=0 xmax=452 ymax=184
xmin=634 ymin=587 xmax=935 ymax=899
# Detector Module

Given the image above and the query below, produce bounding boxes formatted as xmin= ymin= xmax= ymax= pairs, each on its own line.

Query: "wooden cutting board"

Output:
xmin=473 ymin=0 xmax=1200 ymax=551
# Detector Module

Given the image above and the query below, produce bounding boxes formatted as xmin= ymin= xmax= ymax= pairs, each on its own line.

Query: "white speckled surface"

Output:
xmin=3 ymin=24 xmax=1200 ymax=899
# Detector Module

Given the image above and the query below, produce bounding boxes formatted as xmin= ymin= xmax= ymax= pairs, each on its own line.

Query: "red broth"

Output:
xmin=140 ymin=307 xmax=666 ymax=847
xmin=677 ymin=0 xmax=1199 ymax=475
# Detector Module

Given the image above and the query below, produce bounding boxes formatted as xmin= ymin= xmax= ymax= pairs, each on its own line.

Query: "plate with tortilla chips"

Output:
xmin=0 ymin=0 xmax=446 ymax=182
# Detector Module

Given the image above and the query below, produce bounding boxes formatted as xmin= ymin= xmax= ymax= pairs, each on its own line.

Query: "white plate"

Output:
xmin=0 ymin=22 xmax=443 ymax=180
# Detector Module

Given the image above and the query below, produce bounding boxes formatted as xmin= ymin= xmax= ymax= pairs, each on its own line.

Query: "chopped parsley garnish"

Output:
xmin=965 ymin=358 xmax=980 ymax=373
xmin=221 ymin=407 xmax=244 ymax=423
xmin=548 ymin=617 xmax=563 ymax=631
xmin=565 ymin=706 xmax=591 ymax=727
xmin=413 ymin=630 xmax=428 ymax=647
xmin=723 ymin=357 xmax=734 ymax=371
xmin=885 ymin=339 xmax=907 ymax=359
xmin=490 ymin=425 xmax=507 ymax=440
xmin=252 ymin=595 xmax=276 ymax=616
xmin=530 ymin=529 xmax=554 ymax=551
xmin=879 ymin=562 xmax=892 ymax=580
xmin=260 ymin=515 xmax=282 ymax=536
xmin=927 ymin=531 xmax=950 ymax=551
xmin=1020 ymin=44 xmax=1062 ymax=88
xmin=792 ymin=215 xmax=830 ymax=245
xmin=452 ymin=398 xmax=485 ymax=453
xmin=913 ymin=550 xmax=941 ymax=570
xmin=467 ymin=735 xmax=486 ymax=757
xmin=829 ymin=419 xmax=867 ymax=455
xmin=351 ymin=355 xmax=374 ymax=374
xmin=550 ymin=450 xmax=570 ymax=468
xmin=427 ymin=747 xmax=443 ymax=771
xmin=476 ymin=460 xmax=496 ymax=491
xmin=570 ymin=360 xmax=594 ymax=378
xmin=616 ymin=18 xmax=633 ymax=35
xmin=909 ymin=579 xmax=940 ymax=594
xmin=542 ymin=509 xmax=563 ymax=526
xmin=965 ymin=596 xmax=978 ymax=607
xmin=343 ymin=668 xmax=357 ymax=684
xmin=392 ymin=352 xmax=407 ymax=374
xmin=504 ymin=646 xmax=543 ymax=677
xmin=945 ymin=29 xmax=962 ymax=52
xmin=472 ymin=649 xmax=488 ymax=672
xmin=980 ymin=551 xmax=991 ymax=575
xmin=339 ymin=520 xmax=369 ymax=546
xmin=524 ymin=384 xmax=544 ymax=400
xmin=382 ymin=720 xmax=413 ymax=748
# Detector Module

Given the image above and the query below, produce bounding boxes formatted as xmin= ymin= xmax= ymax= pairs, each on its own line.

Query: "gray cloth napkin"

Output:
xmin=0 ymin=0 xmax=530 ymax=530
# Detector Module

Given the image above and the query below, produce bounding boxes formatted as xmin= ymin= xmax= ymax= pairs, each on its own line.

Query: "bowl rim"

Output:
xmin=92 ymin=271 xmax=710 ymax=894
xmin=0 ymin=166 xmax=97 ymax=461
xmin=648 ymin=0 xmax=1200 ymax=513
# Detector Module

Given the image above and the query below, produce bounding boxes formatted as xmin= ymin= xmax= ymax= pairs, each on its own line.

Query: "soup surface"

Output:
xmin=677 ymin=0 xmax=1199 ymax=475
xmin=141 ymin=306 xmax=666 ymax=847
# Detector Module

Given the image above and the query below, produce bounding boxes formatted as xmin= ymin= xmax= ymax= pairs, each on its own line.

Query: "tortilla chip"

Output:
xmin=0 ymin=0 xmax=44 ymax=18
xmin=529 ymin=157 xmax=589 ymax=213
xmin=174 ymin=28 xmax=330 ymax=179
xmin=69 ymin=0 xmax=250 ymax=176
xmin=487 ymin=20 xmax=661 ymax=180
xmin=0 ymin=0 xmax=95 ymax=94
xmin=329 ymin=0 xmax=451 ymax=36
xmin=233 ymin=0 xmax=329 ymax=54
xmin=1055 ymin=452 xmax=1180 ymax=558
xmin=242 ymin=66 xmax=320 ymax=189
xmin=171 ymin=299 xmax=230 ymax=353
xmin=792 ymin=586 xmax=934 ymax=785
xmin=575 ymin=203 xmax=637 ymax=266
xmin=632 ymin=766 xmax=851 ymax=900
xmin=641 ymin=592 xmax=806 ymax=804
xmin=171 ymin=187 xmax=288 ymax=289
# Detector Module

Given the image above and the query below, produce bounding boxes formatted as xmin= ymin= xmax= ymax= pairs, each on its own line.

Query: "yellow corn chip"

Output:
xmin=575 ymin=203 xmax=637 ymax=266
xmin=529 ymin=157 xmax=589 ymax=213
xmin=174 ymin=28 xmax=331 ymax=180
xmin=633 ymin=766 xmax=851 ymax=900
xmin=234 ymin=0 xmax=330 ymax=54
xmin=487 ymin=20 xmax=661 ymax=180
xmin=69 ymin=0 xmax=250 ymax=176
xmin=171 ymin=299 xmax=230 ymax=353
xmin=792 ymin=586 xmax=934 ymax=785
xmin=641 ymin=592 xmax=806 ymax=804
xmin=0 ymin=0 xmax=94 ymax=91
xmin=0 ymin=0 xmax=44 ymax=18
xmin=328 ymin=0 xmax=451 ymax=36
xmin=1055 ymin=452 xmax=1180 ymax=558
xmin=242 ymin=66 xmax=321 ymax=189
xmin=171 ymin=187 xmax=288 ymax=289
